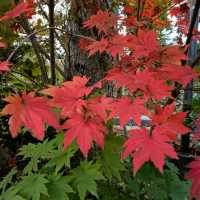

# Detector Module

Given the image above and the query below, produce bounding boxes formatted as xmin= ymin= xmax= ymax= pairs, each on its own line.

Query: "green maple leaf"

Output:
xmin=43 ymin=175 xmax=73 ymax=200
xmin=167 ymin=175 xmax=190 ymax=200
xmin=0 ymin=187 xmax=25 ymax=200
xmin=133 ymin=163 xmax=168 ymax=200
xmin=18 ymin=134 xmax=65 ymax=174
xmin=99 ymin=134 xmax=124 ymax=181
xmin=18 ymin=140 xmax=56 ymax=174
xmin=71 ymin=161 xmax=104 ymax=200
xmin=18 ymin=173 xmax=49 ymax=200
xmin=164 ymin=163 xmax=191 ymax=200
xmin=0 ymin=168 xmax=17 ymax=193
xmin=44 ymin=143 xmax=77 ymax=174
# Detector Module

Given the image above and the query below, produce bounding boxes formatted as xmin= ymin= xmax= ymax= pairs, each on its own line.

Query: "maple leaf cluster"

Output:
xmin=2 ymin=7 xmax=197 ymax=168
xmin=0 ymin=2 xmax=200 ymax=199
xmin=81 ymin=8 xmax=199 ymax=197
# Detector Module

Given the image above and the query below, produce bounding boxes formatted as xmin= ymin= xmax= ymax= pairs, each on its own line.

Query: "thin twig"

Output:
xmin=11 ymin=70 xmax=42 ymax=86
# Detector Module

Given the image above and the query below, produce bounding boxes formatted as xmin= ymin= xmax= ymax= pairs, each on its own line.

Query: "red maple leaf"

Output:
xmin=127 ymin=30 xmax=160 ymax=59
xmin=152 ymin=104 xmax=190 ymax=140
xmin=86 ymin=38 xmax=108 ymax=56
xmin=1 ymin=92 xmax=59 ymax=140
xmin=83 ymin=10 xmax=118 ymax=34
xmin=107 ymin=35 xmax=129 ymax=57
xmin=0 ymin=1 xmax=34 ymax=21
xmin=186 ymin=157 xmax=200 ymax=200
xmin=42 ymin=76 xmax=92 ymax=117
xmin=132 ymin=71 xmax=172 ymax=100
xmin=122 ymin=128 xmax=177 ymax=173
xmin=62 ymin=76 xmax=92 ymax=95
xmin=62 ymin=107 xmax=107 ymax=157
xmin=108 ymin=97 xmax=149 ymax=126
xmin=87 ymin=96 xmax=113 ymax=120
xmin=160 ymin=46 xmax=187 ymax=65
xmin=0 ymin=61 xmax=12 ymax=72
xmin=25 ymin=0 xmax=36 ymax=18
xmin=158 ymin=64 xmax=198 ymax=86
xmin=105 ymin=66 xmax=136 ymax=90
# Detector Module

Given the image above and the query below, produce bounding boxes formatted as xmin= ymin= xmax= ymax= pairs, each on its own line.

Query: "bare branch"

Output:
xmin=19 ymin=16 xmax=49 ymax=84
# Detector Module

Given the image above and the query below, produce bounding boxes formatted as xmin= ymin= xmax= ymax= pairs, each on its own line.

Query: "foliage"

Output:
xmin=0 ymin=0 xmax=200 ymax=199
xmin=0 ymin=136 xmax=192 ymax=200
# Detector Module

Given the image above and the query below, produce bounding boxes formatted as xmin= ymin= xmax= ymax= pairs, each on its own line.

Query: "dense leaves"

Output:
xmin=0 ymin=0 xmax=200 ymax=199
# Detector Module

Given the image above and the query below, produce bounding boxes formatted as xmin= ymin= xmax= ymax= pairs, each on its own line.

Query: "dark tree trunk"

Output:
xmin=49 ymin=0 xmax=56 ymax=85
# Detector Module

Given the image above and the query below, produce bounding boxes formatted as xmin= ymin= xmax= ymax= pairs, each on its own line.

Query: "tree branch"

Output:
xmin=7 ymin=27 xmax=95 ymax=81
xmin=19 ymin=16 xmax=49 ymax=85
xmin=186 ymin=0 xmax=200 ymax=45
xmin=137 ymin=0 xmax=141 ymax=21
xmin=37 ymin=2 xmax=68 ymax=54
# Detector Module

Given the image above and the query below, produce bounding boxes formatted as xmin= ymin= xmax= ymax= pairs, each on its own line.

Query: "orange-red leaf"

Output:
xmin=107 ymin=35 xmax=129 ymax=57
xmin=105 ymin=66 xmax=136 ymax=89
xmin=152 ymin=104 xmax=190 ymax=140
xmin=127 ymin=30 xmax=160 ymax=59
xmin=86 ymin=38 xmax=108 ymax=56
xmin=83 ymin=10 xmax=118 ymax=34
xmin=108 ymin=97 xmax=149 ymax=126
xmin=42 ymin=76 xmax=92 ymax=117
xmin=158 ymin=64 xmax=197 ymax=86
xmin=122 ymin=128 xmax=177 ymax=173
xmin=62 ymin=108 xmax=107 ymax=157
xmin=1 ymin=92 xmax=59 ymax=140
xmin=132 ymin=71 xmax=172 ymax=100
xmin=160 ymin=46 xmax=187 ymax=65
